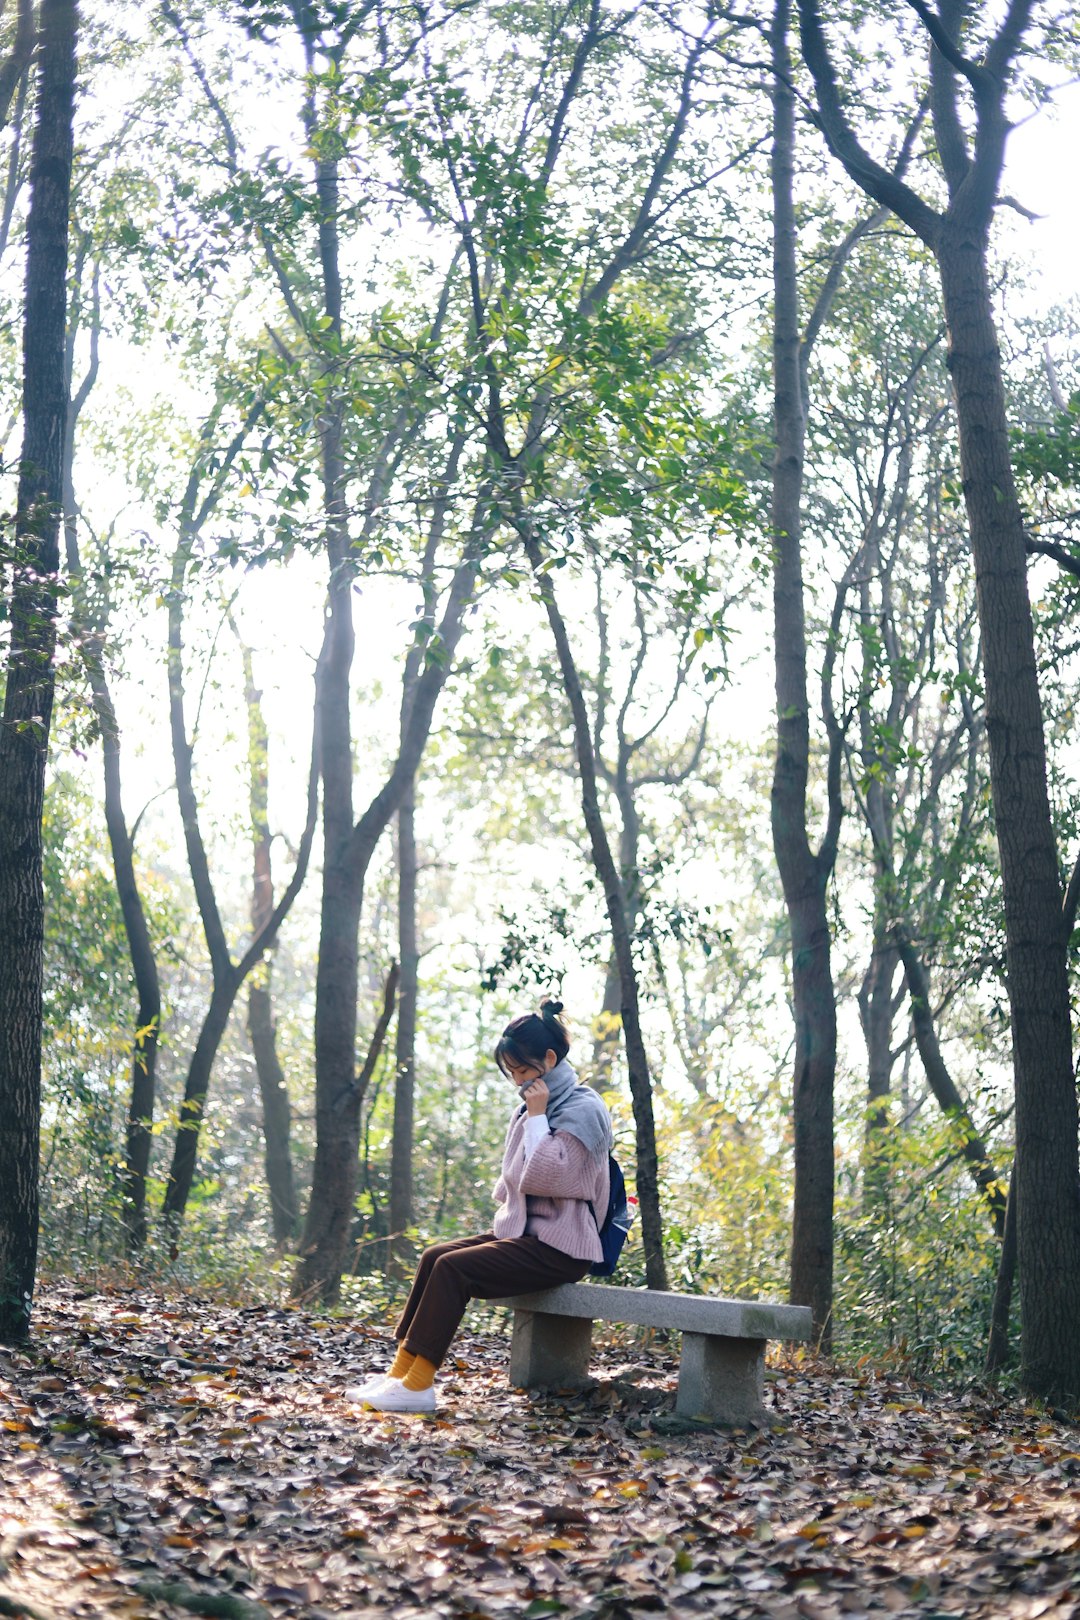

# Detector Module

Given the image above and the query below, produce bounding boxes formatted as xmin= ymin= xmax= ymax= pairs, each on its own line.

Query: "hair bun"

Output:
xmin=541 ymin=998 xmax=564 ymax=1017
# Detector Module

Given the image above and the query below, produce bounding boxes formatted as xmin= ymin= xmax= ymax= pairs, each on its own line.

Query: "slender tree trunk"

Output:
xmin=936 ymin=226 xmax=1080 ymax=1401
xmin=100 ymin=678 xmax=162 ymax=1248
xmin=0 ymin=0 xmax=77 ymax=1344
xmin=859 ymin=942 xmax=898 ymax=1136
xmin=238 ymin=640 xmax=299 ymax=1246
xmin=249 ymin=980 xmax=296 ymax=1244
xmin=295 ymin=471 xmax=481 ymax=1299
xmin=293 ymin=325 xmax=362 ymax=1299
xmin=985 ymin=1166 xmax=1017 ymax=1379
xmin=895 ymin=928 xmax=1006 ymax=1236
xmin=388 ymin=789 xmax=418 ymax=1278
xmin=591 ymin=800 xmax=639 ymax=1085
xmin=162 ymin=978 xmax=239 ymax=1237
xmin=591 ymin=952 xmax=621 ymax=1078
xmin=384 ymin=441 xmax=462 ymax=1275
xmin=769 ymin=0 xmax=836 ymax=1345
xmin=524 ymin=538 xmax=667 ymax=1291
xmin=60 ymin=250 xmax=162 ymax=1250
xmin=160 ymin=490 xmax=318 ymax=1235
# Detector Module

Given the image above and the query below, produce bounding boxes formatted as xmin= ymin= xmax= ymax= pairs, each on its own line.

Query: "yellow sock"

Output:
xmin=388 ymin=1345 xmax=415 ymax=1380
xmin=402 ymin=1354 xmax=438 ymax=1392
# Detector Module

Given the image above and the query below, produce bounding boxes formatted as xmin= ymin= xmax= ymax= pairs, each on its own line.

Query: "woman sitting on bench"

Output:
xmin=351 ymin=999 xmax=612 ymax=1413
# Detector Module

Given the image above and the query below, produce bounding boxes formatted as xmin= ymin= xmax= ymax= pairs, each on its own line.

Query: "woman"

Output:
xmin=352 ymin=999 xmax=611 ymax=1413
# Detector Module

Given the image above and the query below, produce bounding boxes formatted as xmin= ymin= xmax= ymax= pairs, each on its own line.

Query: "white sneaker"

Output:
xmin=363 ymin=1380 xmax=437 ymax=1414
xmin=346 ymin=1374 xmax=399 ymax=1402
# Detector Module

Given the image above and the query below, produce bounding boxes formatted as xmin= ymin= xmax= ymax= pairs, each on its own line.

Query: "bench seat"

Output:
xmin=497 ymin=1283 xmax=812 ymax=1426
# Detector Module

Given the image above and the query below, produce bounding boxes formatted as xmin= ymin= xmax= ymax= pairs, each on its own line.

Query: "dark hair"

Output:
xmin=494 ymin=998 xmax=570 ymax=1076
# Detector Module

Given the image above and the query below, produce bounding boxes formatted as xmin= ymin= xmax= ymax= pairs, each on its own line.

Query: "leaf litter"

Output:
xmin=1 ymin=1282 xmax=1079 ymax=1620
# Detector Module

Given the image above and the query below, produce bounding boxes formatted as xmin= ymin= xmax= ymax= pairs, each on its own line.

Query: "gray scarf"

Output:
xmin=521 ymin=1057 xmax=612 ymax=1157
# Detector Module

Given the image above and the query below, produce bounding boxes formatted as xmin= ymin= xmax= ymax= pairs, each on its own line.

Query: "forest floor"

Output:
xmin=1 ymin=1284 xmax=1079 ymax=1620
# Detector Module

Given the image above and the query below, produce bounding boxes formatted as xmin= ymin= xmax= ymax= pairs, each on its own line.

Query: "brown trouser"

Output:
xmin=395 ymin=1231 xmax=590 ymax=1367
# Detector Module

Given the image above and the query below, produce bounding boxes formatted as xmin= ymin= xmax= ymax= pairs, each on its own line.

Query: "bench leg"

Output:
xmin=508 ymin=1310 xmax=593 ymax=1390
xmin=676 ymin=1333 xmax=768 ymax=1426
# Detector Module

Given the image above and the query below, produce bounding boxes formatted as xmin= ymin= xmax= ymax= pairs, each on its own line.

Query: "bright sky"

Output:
xmin=1001 ymin=81 xmax=1080 ymax=313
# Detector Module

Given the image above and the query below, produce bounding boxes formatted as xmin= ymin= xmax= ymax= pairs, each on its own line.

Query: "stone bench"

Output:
xmin=498 ymin=1283 xmax=812 ymax=1426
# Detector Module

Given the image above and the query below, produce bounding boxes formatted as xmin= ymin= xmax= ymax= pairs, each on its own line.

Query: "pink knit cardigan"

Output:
xmin=492 ymin=1108 xmax=610 ymax=1264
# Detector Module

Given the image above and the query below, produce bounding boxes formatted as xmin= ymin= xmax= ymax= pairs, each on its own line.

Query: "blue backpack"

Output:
xmin=588 ymin=1154 xmax=632 ymax=1277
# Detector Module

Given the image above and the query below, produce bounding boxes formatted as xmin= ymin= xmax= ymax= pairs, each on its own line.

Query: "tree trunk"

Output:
xmin=591 ymin=799 xmax=639 ymax=1086
xmin=895 ymin=928 xmax=1006 ymax=1236
xmin=388 ymin=789 xmax=418 ymax=1278
xmin=294 ymin=460 xmax=480 ymax=1300
xmin=60 ymin=247 xmax=162 ymax=1251
xmin=985 ymin=1165 xmax=1017 ymax=1379
xmin=160 ymin=494 xmax=318 ymax=1236
xmin=239 ymin=640 xmax=298 ymax=1246
xmin=859 ymin=942 xmax=898 ymax=1136
xmin=162 ymin=976 xmax=240 ymax=1238
xmin=292 ymin=308 xmax=362 ymax=1299
xmin=590 ymin=951 xmax=622 ymax=1080
xmin=0 ymin=0 xmax=77 ymax=1344
xmin=525 ymin=538 xmax=667 ymax=1291
xmin=249 ymin=979 xmax=298 ymax=1246
xmin=101 ymin=679 xmax=162 ymax=1249
xmin=294 ymin=552 xmax=476 ymax=1302
xmin=769 ymin=0 xmax=837 ymax=1346
xmin=936 ymin=225 xmax=1080 ymax=1402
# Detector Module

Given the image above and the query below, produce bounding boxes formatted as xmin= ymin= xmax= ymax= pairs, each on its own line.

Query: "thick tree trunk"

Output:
xmin=936 ymin=227 xmax=1080 ymax=1402
xmin=388 ymin=789 xmax=418 ymax=1277
xmin=0 ymin=0 xmax=77 ymax=1344
xmin=769 ymin=0 xmax=836 ymax=1346
xmin=525 ymin=538 xmax=667 ymax=1291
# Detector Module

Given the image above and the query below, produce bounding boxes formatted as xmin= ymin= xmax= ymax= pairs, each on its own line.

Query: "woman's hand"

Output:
xmin=521 ymin=1077 xmax=549 ymax=1117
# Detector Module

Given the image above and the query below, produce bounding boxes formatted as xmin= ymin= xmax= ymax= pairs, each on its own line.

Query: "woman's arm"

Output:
xmin=519 ymin=1130 xmax=600 ymax=1200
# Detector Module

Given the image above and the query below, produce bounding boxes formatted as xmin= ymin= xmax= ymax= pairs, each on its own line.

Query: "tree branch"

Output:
xmin=0 ymin=0 xmax=33 ymax=129
xmin=795 ymin=0 xmax=942 ymax=247
xmin=1026 ymin=534 xmax=1080 ymax=580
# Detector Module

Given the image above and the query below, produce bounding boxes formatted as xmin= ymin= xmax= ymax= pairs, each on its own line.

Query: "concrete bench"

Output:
xmin=499 ymin=1283 xmax=812 ymax=1426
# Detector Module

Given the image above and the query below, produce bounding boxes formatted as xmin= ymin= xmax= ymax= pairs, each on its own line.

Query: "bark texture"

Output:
xmin=0 ymin=0 xmax=77 ymax=1343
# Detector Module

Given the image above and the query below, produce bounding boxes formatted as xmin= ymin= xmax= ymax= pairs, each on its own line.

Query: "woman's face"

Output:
xmin=502 ymin=1049 xmax=558 ymax=1087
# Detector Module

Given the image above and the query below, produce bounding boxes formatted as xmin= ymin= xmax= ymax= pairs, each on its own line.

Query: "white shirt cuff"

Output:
xmin=522 ymin=1114 xmax=550 ymax=1161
